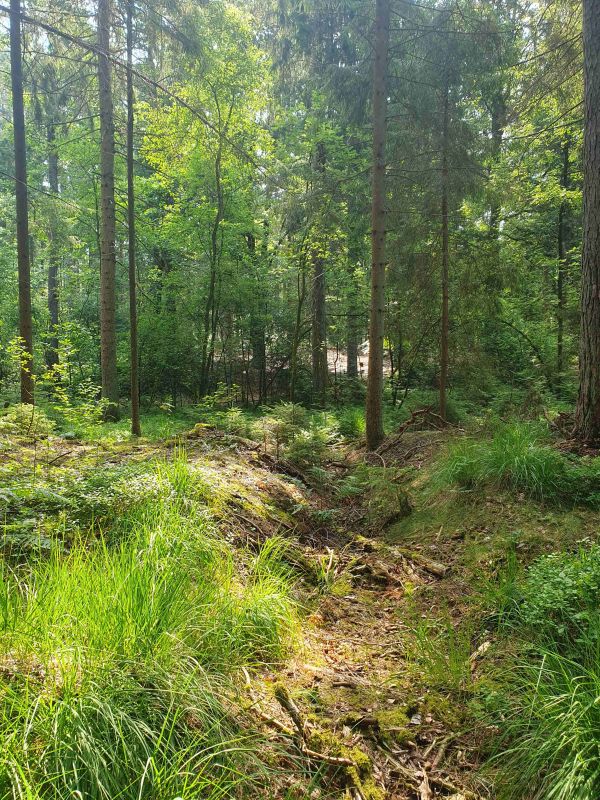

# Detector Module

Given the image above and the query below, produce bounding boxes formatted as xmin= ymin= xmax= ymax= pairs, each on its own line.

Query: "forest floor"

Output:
xmin=2 ymin=413 xmax=598 ymax=799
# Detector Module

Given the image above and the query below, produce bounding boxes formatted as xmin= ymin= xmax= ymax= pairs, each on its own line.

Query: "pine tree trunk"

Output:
xmin=574 ymin=0 xmax=600 ymax=442
xmin=311 ymin=142 xmax=328 ymax=404
xmin=488 ymin=92 xmax=505 ymax=284
xmin=346 ymin=321 xmax=358 ymax=378
xmin=557 ymin=136 xmax=570 ymax=386
xmin=311 ymin=251 xmax=328 ymax=403
xmin=365 ymin=0 xmax=390 ymax=450
xmin=97 ymin=0 xmax=119 ymax=419
xmin=126 ymin=0 xmax=141 ymax=436
xmin=10 ymin=0 xmax=34 ymax=404
xmin=46 ymin=121 xmax=60 ymax=373
xmin=440 ymin=78 xmax=450 ymax=422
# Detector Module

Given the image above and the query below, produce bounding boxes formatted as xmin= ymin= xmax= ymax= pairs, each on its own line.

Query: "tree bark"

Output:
xmin=574 ymin=0 xmax=600 ymax=442
xmin=10 ymin=0 xmax=34 ymax=404
xmin=311 ymin=250 xmax=328 ymax=403
xmin=247 ymin=233 xmax=267 ymax=405
xmin=200 ymin=144 xmax=224 ymax=396
xmin=488 ymin=92 xmax=506 ymax=280
xmin=97 ymin=0 xmax=119 ymax=419
xmin=46 ymin=119 xmax=60 ymax=373
xmin=557 ymin=136 xmax=570 ymax=386
xmin=365 ymin=0 xmax=390 ymax=450
xmin=346 ymin=321 xmax=358 ymax=378
xmin=439 ymin=77 xmax=450 ymax=421
xmin=127 ymin=0 xmax=141 ymax=435
xmin=311 ymin=141 xmax=328 ymax=404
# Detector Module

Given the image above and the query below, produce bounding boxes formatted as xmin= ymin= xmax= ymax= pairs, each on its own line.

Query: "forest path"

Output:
xmin=15 ymin=425 xmax=482 ymax=799
xmin=196 ymin=428 xmax=486 ymax=800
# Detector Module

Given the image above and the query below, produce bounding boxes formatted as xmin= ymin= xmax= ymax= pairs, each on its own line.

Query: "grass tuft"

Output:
xmin=0 ymin=453 xmax=297 ymax=799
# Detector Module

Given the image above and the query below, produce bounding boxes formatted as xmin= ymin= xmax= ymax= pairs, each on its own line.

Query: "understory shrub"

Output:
xmin=0 ymin=404 xmax=55 ymax=438
xmin=337 ymin=464 xmax=411 ymax=526
xmin=517 ymin=546 xmax=600 ymax=645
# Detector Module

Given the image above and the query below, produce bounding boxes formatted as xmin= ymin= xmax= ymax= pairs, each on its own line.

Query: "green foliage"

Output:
xmin=513 ymin=546 xmax=600 ymax=646
xmin=0 ymin=404 xmax=55 ymax=438
xmin=336 ymin=406 xmax=366 ymax=439
xmin=478 ymin=543 xmax=522 ymax=628
xmin=432 ymin=423 xmax=600 ymax=506
xmin=0 ymin=453 xmax=296 ymax=799
xmin=485 ymin=545 xmax=600 ymax=799
xmin=490 ymin=647 xmax=600 ymax=800
xmin=406 ymin=612 xmax=473 ymax=693
xmin=337 ymin=464 xmax=411 ymax=527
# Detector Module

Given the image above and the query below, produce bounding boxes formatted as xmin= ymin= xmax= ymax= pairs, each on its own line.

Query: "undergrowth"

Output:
xmin=0 ymin=453 xmax=297 ymax=799
xmin=432 ymin=422 xmax=600 ymax=506
xmin=483 ymin=544 xmax=600 ymax=799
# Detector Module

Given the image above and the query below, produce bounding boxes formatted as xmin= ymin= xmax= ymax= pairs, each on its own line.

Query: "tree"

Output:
xmin=366 ymin=0 xmax=390 ymax=450
xmin=97 ymin=0 xmax=119 ymax=419
xmin=10 ymin=0 xmax=34 ymax=404
xmin=439 ymin=72 xmax=450 ymax=421
xmin=126 ymin=0 xmax=141 ymax=435
xmin=574 ymin=0 xmax=600 ymax=441
xmin=42 ymin=64 xmax=61 ymax=374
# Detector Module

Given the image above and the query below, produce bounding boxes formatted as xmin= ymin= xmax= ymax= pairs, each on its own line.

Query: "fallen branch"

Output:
xmin=47 ymin=450 xmax=72 ymax=465
xmin=242 ymin=670 xmax=356 ymax=769
xmin=377 ymin=407 xmax=433 ymax=454
xmin=274 ymin=684 xmax=308 ymax=739
xmin=418 ymin=769 xmax=433 ymax=800
xmin=396 ymin=548 xmax=449 ymax=578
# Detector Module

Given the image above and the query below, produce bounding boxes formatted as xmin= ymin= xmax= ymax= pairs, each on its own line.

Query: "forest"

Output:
xmin=0 ymin=0 xmax=600 ymax=797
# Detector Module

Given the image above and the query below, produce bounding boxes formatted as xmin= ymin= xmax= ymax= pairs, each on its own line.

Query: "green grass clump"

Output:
xmin=433 ymin=423 xmax=567 ymax=502
xmin=0 ymin=456 xmax=297 ymax=799
xmin=490 ymin=647 xmax=600 ymax=800
xmin=432 ymin=422 xmax=600 ymax=506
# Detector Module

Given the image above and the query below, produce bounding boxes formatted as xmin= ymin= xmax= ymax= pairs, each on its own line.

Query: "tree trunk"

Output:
xmin=365 ymin=0 xmax=390 ymax=450
xmin=488 ymin=92 xmax=505 ymax=282
xmin=200 ymin=145 xmax=223 ymax=397
xmin=10 ymin=0 xmax=34 ymax=404
xmin=290 ymin=263 xmax=307 ymax=402
xmin=557 ymin=136 xmax=570 ymax=386
xmin=440 ymin=77 xmax=450 ymax=422
xmin=247 ymin=233 xmax=267 ymax=404
xmin=126 ymin=0 xmax=140 ymax=435
xmin=311 ymin=250 xmax=328 ymax=403
xmin=46 ymin=119 xmax=60 ymax=373
xmin=97 ymin=0 xmax=119 ymax=419
xmin=311 ymin=141 xmax=328 ymax=404
xmin=346 ymin=320 xmax=358 ymax=378
xmin=574 ymin=0 xmax=600 ymax=442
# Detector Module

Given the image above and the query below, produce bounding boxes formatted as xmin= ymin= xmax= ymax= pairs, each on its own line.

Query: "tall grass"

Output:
xmin=432 ymin=422 xmax=600 ymax=505
xmin=0 ymin=457 xmax=297 ymax=799
xmin=491 ymin=647 xmax=600 ymax=800
xmin=486 ymin=546 xmax=600 ymax=799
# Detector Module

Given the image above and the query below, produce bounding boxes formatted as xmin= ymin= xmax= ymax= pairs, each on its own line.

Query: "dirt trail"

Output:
xmin=208 ymin=430 xmax=485 ymax=800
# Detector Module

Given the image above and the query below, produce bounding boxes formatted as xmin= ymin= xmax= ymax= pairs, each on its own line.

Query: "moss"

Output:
xmin=374 ymin=707 xmax=412 ymax=745
xmin=330 ymin=576 xmax=353 ymax=597
xmin=346 ymin=747 xmax=385 ymax=800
